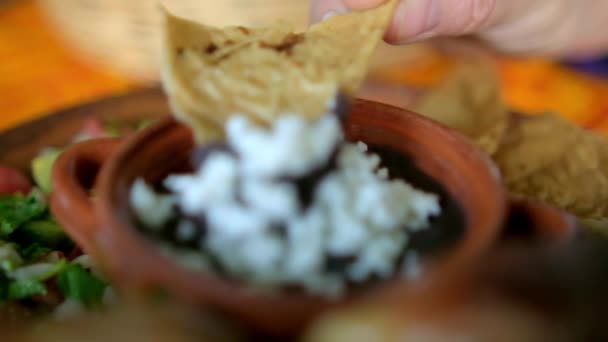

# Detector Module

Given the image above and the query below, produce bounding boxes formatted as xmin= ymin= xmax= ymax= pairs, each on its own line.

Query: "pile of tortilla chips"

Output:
xmin=415 ymin=62 xmax=608 ymax=230
xmin=160 ymin=1 xmax=397 ymax=142
xmin=415 ymin=60 xmax=509 ymax=156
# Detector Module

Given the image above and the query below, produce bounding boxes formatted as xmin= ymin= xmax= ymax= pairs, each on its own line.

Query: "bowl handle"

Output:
xmin=50 ymin=138 xmax=123 ymax=251
xmin=503 ymin=198 xmax=580 ymax=243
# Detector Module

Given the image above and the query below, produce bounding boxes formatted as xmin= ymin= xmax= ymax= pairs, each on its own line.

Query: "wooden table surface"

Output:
xmin=2 ymin=0 xmax=608 ymax=134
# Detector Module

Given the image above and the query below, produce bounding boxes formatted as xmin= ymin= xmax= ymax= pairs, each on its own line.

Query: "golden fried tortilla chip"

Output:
xmin=160 ymin=2 xmax=397 ymax=141
xmin=494 ymin=114 xmax=608 ymax=220
xmin=414 ymin=62 xmax=509 ymax=155
xmin=415 ymin=62 xmax=608 ymax=223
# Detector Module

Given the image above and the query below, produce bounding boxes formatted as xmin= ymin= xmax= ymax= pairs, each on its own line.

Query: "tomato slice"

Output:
xmin=0 ymin=166 xmax=32 ymax=195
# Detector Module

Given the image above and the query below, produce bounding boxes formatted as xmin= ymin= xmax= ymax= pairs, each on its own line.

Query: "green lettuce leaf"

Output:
xmin=0 ymin=191 xmax=47 ymax=238
xmin=8 ymin=279 xmax=47 ymax=300
xmin=19 ymin=243 xmax=51 ymax=261
xmin=57 ymin=264 xmax=106 ymax=307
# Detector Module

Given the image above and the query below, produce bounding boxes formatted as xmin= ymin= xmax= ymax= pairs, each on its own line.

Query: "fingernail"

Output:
xmin=322 ymin=10 xmax=341 ymax=21
xmin=406 ymin=30 xmax=436 ymax=43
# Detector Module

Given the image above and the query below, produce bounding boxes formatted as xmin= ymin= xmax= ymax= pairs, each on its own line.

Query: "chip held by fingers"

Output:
xmin=160 ymin=1 xmax=398 ymax=141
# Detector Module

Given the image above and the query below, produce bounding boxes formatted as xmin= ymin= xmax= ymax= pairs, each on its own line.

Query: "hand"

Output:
xmin=310 ymin=0 xmax=608 ymax=57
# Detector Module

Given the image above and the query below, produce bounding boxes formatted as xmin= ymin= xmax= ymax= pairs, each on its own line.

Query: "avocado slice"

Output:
xmin=31 ymin=149 xmax=61 ymax=193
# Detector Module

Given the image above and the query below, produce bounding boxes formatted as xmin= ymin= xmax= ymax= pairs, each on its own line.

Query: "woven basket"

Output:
xmin=38 ymin=0 xmax=308 ymax=82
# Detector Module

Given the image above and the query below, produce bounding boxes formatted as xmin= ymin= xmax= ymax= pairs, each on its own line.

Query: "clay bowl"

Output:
xmin=50 ymin=98 xmax=572 ymax=337
xmin=502 ymin=199 xmax=579 ymax=244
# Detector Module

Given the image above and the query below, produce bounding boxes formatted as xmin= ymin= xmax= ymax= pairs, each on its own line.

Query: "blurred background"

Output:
xmin=2 ymin=0 xmax=608 ymax=133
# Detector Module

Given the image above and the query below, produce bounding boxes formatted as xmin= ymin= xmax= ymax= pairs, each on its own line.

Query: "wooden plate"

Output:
xmin=0 ymin=87 xmax=168 ymax=173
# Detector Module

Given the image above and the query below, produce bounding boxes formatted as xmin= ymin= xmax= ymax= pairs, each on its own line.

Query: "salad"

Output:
xmin=0 ymin=117 xmax=150 ymax=322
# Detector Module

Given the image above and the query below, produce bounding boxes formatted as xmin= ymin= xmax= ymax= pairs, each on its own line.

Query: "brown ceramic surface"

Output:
xmin=0 ymin=87 xmax=166 ymax=173
xmin=49 ymin=97 xmax=578 ymax=337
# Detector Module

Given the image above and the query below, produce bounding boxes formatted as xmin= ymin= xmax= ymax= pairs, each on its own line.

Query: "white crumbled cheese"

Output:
xmin=227 ymin=114 xmax=341 ymax=178
xmin=325 ymin=210 xmax=369 ymax=256
xmin=239 ymin=234 xmax=284 ymax=284
xmin=132 ymin=114 xmax=441 ymax=297
xmin=377 ymin=168 xmax=389 ymax=179
xmin=206 ymin=204 xmax=268 ymax=240
xmin=347 ymin=234 xmax=406 ymax=282
xmin=241 ymin=180 xmax=299 ymax=221
xmin=338 ymin=143 xmax=380 ymax=174
xmin=165 ymin=153 xmax=238 ymax=215
xmin=130 ymin=179 xmax=175 ymax=229
xmin=283 ymin=208 xmax=325 ymax=280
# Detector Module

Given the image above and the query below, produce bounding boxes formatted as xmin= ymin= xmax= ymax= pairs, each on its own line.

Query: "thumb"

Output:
xmin=387 ymin=0 xmax=497 ymax=43
xmin=310 ymin=0 xmax=497 ymax=44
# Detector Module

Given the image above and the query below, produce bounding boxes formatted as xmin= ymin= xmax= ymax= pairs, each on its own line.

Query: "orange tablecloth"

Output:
xmin=0 ymin=1 xmax=132 ymax=131
xmin=2 ymin=1 xmax=608 ymax=134
xmin=374 ymin=53 xmax=608 ymax=134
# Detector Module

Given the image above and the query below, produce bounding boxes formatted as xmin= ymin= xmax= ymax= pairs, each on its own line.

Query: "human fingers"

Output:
xmin=310 ymin=0 xmax=497 ymax=44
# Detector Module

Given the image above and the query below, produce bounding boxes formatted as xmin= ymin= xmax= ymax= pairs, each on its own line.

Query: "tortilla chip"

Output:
xmin=160 ymin=2 xmax=397 ymax=141
xmin=414 ymin=62 xmax=509 ymax=155
xmin=415 ymin=63 xmax=608 ymax=223
xmin=494 ymin=114 xmax=608 ymax=220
